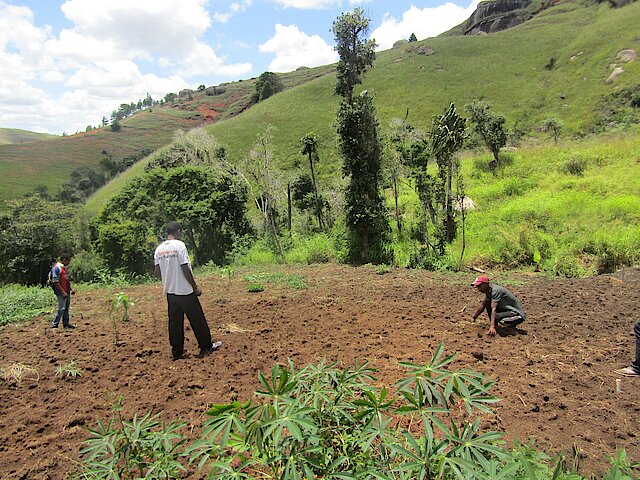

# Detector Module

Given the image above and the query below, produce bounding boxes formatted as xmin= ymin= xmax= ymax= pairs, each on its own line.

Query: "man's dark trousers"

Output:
xmin=167 ymin=293 xmax=212 ymax=358
xmin=482 ymin=296 xmax=524 ymax=326
xmin=633 ymin=318 xmax=640 ymax=373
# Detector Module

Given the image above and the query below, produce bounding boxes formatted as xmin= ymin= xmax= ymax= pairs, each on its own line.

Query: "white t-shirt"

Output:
xmin=154 ymin=239 xmax=194 ymax=295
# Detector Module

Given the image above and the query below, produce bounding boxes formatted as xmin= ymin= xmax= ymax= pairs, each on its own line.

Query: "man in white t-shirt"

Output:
xmin=154 ymin=221 xmax=222 ymax=360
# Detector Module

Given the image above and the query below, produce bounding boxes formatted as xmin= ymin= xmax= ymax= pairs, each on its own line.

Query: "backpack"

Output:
xmin=48 ymin=263 xmax=62 ymax=291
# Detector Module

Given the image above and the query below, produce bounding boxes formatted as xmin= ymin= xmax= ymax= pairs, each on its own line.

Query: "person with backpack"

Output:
xmin=50 ymin=253 xmax=75 ymax=329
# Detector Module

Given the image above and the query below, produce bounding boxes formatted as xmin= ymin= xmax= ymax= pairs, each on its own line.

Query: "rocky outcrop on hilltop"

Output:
xmin=608 ymin=0 xmax=636 ymax=7
xmin=464 ymin=0 xmax=534 ymax=35
xmin=463 ymin=0 xmax=637 ymax=35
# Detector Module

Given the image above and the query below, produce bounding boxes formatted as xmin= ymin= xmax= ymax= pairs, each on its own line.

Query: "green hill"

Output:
xmin=0 ymin=128 xmax=57 ymax=145
xmin=82 ymin=0 xmax=640 ymax=274
xmin=85 ymin=0 xmax=639 ymax=213
xmin=0 ymin=67 xmax=333 ymax=202
xmin=204 ymin=0 xmax=639 ymax=163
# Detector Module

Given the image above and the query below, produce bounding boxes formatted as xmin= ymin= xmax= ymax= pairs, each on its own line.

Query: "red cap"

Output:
xmin=472 ymin=275 xmax=490 ymax=286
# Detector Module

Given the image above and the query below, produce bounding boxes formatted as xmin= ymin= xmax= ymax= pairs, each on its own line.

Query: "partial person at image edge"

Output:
xmin=471 ymin=275 xmax=525 ymax=337
xmin=154 ymin=221 xmax=222 ymax=360
xmin=615 ymin=319 xmax=640 ymax=377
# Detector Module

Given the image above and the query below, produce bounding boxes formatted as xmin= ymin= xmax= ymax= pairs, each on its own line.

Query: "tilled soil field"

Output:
xmin=0 ymin=265 xmax=638 ymax=479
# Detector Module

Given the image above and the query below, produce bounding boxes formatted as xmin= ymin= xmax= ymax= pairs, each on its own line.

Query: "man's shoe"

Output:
xmin=501 ymin=317 xmax=524 ymax=328
xmin=52 ymin=325 xmax=59 ymax=329
xmin=172 ymin=353 xmax=186 ymax=361
xmin=615 ymin=367 xmax=640 ymax=377
xmin=63 ymin=324 xmax=76 ymax=329
xmin=197 ymin=340 xmax=223 ymax=358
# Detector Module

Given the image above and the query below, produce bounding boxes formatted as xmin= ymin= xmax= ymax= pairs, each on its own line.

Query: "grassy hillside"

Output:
xmin=83 ymin=0 xmax=640 ymax=274
xmin=203 ymin=0 xmax=639 ymax=169
xmin=0 ymin=128 xmax=57 ymax=145
xmin=453 ymin=129 xmax=640 ymax=274
xmin=0 ymin=68 xmax=334 ymax=202
xmin=89 ymin=0 xmax=640 ymax=210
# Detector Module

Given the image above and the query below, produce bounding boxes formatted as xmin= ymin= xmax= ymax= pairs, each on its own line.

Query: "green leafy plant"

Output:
xmin=186 ymin=343 xmax=506 ymax=479
xmin=55 ymin=360 xmax=83 ymax=380
xmin=109 ymin=292 xmax=134 ymax=345
xmin=221 ymin=266 xmax=235 ymax=283
xmin=74 ymin=397 xmax=188 ymax=479
xmin=562 ymin=157 xmax=587 ymax=176
xmin=246 ymin=282 xmax=265 ymax=293
xmin=78 ymin=347 xmax=637 ymax=479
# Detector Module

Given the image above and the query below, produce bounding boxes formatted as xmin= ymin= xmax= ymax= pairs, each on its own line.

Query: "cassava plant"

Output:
xmin=74 ymin=397 xmax=188 ymax=479
xmin=186 ymin=342 xmax=573 ymax=480
xmin=109 ymin=292 xmax=134 ymax=345
xmin=55 ymin=360 xmax=83 ymax=380
xmin=76 ymin=345 xmax=638 ymax=479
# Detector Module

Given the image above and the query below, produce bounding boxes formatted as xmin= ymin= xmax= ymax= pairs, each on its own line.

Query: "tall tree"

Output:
xmin=384 ymin=116 xmax=416 ymax=234
xmin=465 ymin=100 xmax=506 ymax=168
xmin=431 ymin=104 xmax=467 ymax=251
xmin=252 ymin=72 xmax=283 ymax=103
xmin=300 ymin=132 xmax=324 ymax=230
xmin=333 ymin=9 xmax=389 ymax=264
xmin=237 ymin=129 xmax=285 ymax=259
xmin=0 ymin=195 xmax=76 ymax=285
xmin=332 ymin=8 xmax=376 ymax=105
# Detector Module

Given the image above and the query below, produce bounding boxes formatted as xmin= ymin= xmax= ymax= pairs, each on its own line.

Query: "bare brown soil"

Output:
xmin=1 ymin=265 xmax=639 ymax=479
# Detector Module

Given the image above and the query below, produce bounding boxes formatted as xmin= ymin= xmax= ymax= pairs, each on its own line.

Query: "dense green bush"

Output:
xmin=579 ymin=231 xmax=640 ymax=274
xmin=472 ymin=151 xmax=514 ymax=175
xmin=562 ymin=157 xmax=587 ymax=176
xmin=67 ymin=250 xmax=107 ymax=283
xmin=96 ymin=166 xmax=253 ymax=274
xmin=502 ymin=176 xmax=531 ymax=197
xmin=94 ymin=219 xmax=156 ymax=275
xmin=251 ymin=72 xmax=283 ymax=103
xmin=493 ymin=224 xmax=556 ymax=268
xmin=285 ymin=233 xmax=339 ymax=264
xmin=0 ymin=195 xmax=77 ymax=285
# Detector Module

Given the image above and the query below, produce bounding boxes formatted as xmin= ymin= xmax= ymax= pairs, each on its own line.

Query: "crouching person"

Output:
xmin=471 ymin=275 xmax=525 ymax=337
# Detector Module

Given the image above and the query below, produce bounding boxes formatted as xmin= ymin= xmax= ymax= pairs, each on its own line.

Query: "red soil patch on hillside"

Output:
xmin=196 ymin=104 xmax=221 ymax=122
xmin=0 ymin=265 xmax=638 ymax=479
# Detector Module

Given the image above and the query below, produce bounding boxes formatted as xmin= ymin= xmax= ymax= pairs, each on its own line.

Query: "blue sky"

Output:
xmin=0 ymin=0 xmax=480 ymax=135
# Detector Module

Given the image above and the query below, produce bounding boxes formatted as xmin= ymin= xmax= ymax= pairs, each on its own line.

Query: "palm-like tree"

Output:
xmin=300 ymin=132 xmax=324 ymax=229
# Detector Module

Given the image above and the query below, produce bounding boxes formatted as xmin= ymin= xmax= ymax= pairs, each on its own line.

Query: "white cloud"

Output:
xmin=371 ymin=0 xmax=482 ymax=50
xmin=0 ymin=3 xmax=51 ymax=81
xmin=273 ymin=0 xmax=367 ymax=8
xmin=0 ymin=0 xmax=255 ymax=133
xmin=259 ymin=24 xmax=337 ymax=72
xmin=60 ymin=0 xmax=211 ymax=57
xmin=177 ymin=43 xmax=253 ymax=77
xmin=213 ymin=0 xmax=252 ymax=23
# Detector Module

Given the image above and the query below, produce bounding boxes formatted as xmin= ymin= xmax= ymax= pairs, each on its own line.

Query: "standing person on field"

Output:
xmin=615 ymin=318 xmax=640 ymax=377
xmin=471 ymin=275 xmax=525 ymax=336
xmin=50 ymin=253 xmax=75 ymax=329
xmin=154 ymin=221 xmax=222 ymax=360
